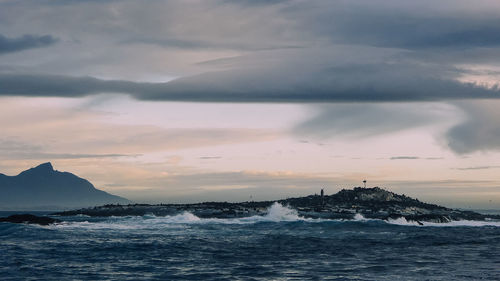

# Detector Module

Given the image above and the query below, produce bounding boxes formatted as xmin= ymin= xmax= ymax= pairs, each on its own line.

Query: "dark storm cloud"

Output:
xmin=0 ymin=34 xmax=58 ymax=54
xmin=292 ymin=1 xmax=500 ymax=49
xmin=0 ymin=65 xmax=498 ymax=101
xmin=139 ymin=63 xmax=499 ymax=102
xmin=1 ymin=0 xmax=500 ymax=102
xmin=116 ymin=0 xmax=500 ymax=51
xmin=0 ymin=74 xmax=140 ymax=97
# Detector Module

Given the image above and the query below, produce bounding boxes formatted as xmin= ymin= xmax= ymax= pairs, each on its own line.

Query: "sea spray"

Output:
xmin=262 ymin=202 xmax=302 ymax=222
xmin=353 ymin=213 xmax=367 ymax=221
xmin=53 ymin=203 xmax=308 ymax=230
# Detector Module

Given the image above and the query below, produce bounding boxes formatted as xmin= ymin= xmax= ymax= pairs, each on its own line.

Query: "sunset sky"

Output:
xmin=1 ymin=0 xmax=500 ymax=208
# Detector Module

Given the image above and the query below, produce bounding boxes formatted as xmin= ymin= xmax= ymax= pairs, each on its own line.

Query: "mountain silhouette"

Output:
xmin=0 ymin=162 xmax=130 ymax=210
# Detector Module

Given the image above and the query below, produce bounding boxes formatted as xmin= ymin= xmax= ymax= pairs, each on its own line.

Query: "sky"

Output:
xmin=1 ymin=0 xmax=500 ymax=208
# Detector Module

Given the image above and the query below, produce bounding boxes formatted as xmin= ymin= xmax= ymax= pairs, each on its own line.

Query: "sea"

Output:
xmin=1 ymin=203 xmax=499 ymax=281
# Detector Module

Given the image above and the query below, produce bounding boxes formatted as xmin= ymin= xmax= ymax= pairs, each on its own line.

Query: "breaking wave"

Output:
xmin=353 ymin=213 xmax=368 ymax=221
xmin=53 ymin=203 xmax=309 ymax=230
xmin=244 ymin=202 xmax=304 ymax=222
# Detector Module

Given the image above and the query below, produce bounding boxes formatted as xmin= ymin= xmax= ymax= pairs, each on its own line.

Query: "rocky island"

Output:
xmin=54 ymin=187 xmax=499 ymax=224
xmin=0 ymin=214 xmax=61 ymax=226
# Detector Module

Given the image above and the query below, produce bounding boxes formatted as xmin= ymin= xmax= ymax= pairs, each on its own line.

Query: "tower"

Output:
xmin=320 ymin=188 xmax=324 ymax=207
xmin=363 ymin=180 xmax=367 ymax=188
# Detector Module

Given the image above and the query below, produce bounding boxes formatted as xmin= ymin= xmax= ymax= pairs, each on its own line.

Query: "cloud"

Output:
xmin=290 ymin=100 xmax=500 ymax=155
xmin=0 ymin=126 xmax=279 ymax=157
xmin=109 ymin=170 xmax=342 ymax=203
xmin=122 ymin=36 xmax=302 ymax=51
xmin=288 ymin=0 xmax=500 ymax=49
xmin=0 ymin=138 xmax=140 ymax=160
xmin=5 ymin=152 xmax=140 ymax=160
xmin=292 ymin=102 xmax=456 ymax=139
xmin=390 ymin=156 xmax=420 ymax=160
xmin=137 ymin=61 xmax=499 ymax=102
xmin=389 ymin=156 xmax=442 ymax=160
xmin=0 ymin=99 xmax=281 ymax=163
xmin=454 ymin=166 xmax=500 ymax=170
xmin=199 ymin=156 xmax=222 ymax=160
xmin=0 ymin=74 xmax=137 ymax=97
xmin=289 ymin=101 xmax=500 ymax=155
xmin=0 ymin=63 xmax=498 ymax=102
xmin=0 ymin=34 xmax=58 ymax=54
xmin=1 ymin=1 xmax=500 ymax=100
xmin=1 ymin=0 xmax=500 ymax=156
xmin=446 ymin=100 xmax=500 ymax=153
xmin=1 ymin=1 xmax=500 ymax=104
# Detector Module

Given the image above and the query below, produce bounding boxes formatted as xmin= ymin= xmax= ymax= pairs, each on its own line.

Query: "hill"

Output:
xmin=0 ymin=162 xmax=130 ymax=210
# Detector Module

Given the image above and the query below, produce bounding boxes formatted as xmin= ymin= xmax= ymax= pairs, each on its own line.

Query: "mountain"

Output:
xmin=0 ymin=162 xmax=130 ymax=210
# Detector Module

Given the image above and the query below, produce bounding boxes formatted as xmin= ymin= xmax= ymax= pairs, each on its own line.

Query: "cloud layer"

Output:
xmin=0 ymin=66 xmax=498 ymax=102
xmin=0 ymin=34 xmax=57 ymax=54
xmin=446 ymin=100 xmax=500 ymax=153
xmin=1 ymin=0 xmax=500 ymax=102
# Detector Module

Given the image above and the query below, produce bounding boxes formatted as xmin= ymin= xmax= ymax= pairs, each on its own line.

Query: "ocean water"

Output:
xmin=1 ymin=203 xmax=499 ymax=281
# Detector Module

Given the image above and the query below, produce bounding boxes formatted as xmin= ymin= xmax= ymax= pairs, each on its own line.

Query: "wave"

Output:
xmin=353 ymin=213 xmax=369 ymax=221
xmin=387 ymin=217 xmax=500 ymax=227
xmin=246 ymin=202 xmax=304 ymax=222
xmin=51 ymin=203 xmax=314 ymax=230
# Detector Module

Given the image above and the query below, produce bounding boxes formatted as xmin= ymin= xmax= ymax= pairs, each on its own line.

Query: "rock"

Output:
xmin=0 ymin=214 xmax=61 ymax=225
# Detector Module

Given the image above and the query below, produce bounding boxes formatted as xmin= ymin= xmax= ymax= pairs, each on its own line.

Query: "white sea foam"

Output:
xmin=261 ymin=202 xmax=302 ymax=221
xmin=52 ymin=203 xmax=311 ymax=230
xmin=386 ymin=217 xmax=422 ymax=226
xmin=353 ymin=213 xmax=367 ymax=221
xmin=202 ymin=202 xmax=309 ymax=224
xmin=54 ymin=220 xmax=138 ymax=230
xmin=386 ymin=217 xmax=500 ymax=227
xmin=421 ymin=220 xmax=500 ymax=227
xmin=75 ymin=214 xmax=90 ymax=218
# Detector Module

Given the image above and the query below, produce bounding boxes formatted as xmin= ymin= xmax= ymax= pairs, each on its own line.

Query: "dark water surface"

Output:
xmin=1 ymin=204 xmax=499 ymax=280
